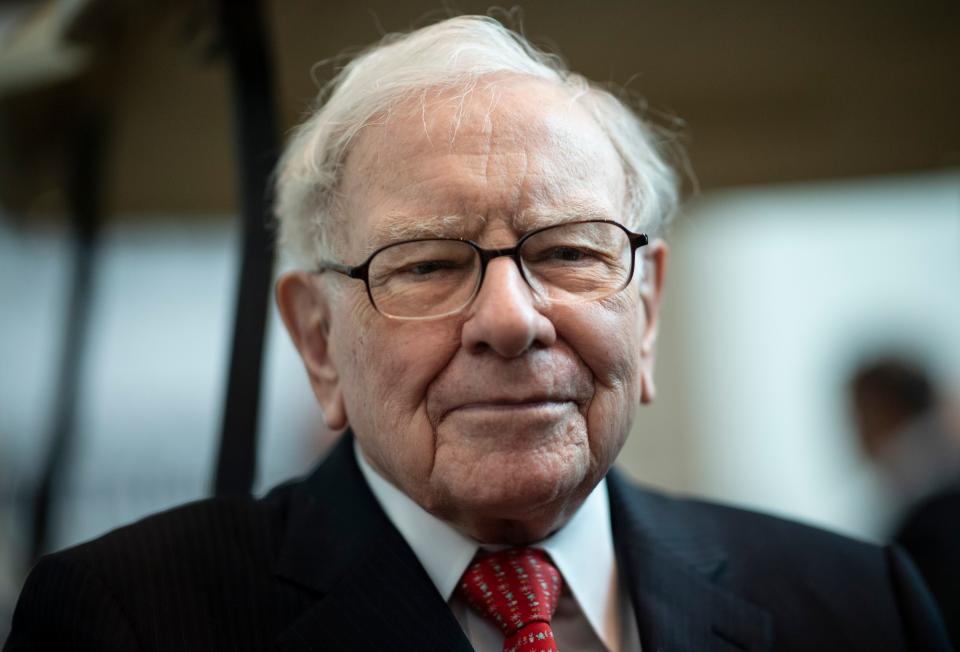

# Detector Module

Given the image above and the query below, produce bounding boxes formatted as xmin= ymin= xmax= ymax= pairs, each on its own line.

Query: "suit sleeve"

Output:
xmin=886 ymin=545 xmax=955 ymax=652
xmin=4 ymin=555 xmax=143 ymax=652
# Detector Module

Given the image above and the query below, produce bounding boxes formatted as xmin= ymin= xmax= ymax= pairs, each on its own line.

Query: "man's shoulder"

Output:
xmin=609 ymin=472 xmax=895 ymax=591
xmin=609 ymin=475 xmax=952 ymax=650
xmin=52 ymin=479 xmax=299 ymax=576
xmin=7 ymin=479 xmax=314 ymax=650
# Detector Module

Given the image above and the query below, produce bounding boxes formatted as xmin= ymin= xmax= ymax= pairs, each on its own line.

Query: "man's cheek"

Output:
xmin=555 ymin=308 xmax=640 ymax=388
xmin=369 ymin=327 xmax=458 ymax=404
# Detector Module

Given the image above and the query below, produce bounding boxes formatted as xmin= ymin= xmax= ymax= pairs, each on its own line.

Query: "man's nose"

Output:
xmin=460 ymin=257 xmax=557 ymax=357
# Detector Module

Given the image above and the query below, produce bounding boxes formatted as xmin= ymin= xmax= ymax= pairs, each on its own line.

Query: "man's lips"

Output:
xmin=456 ymin=399 xmax=570 ymax=409
xmin=442 ymin=397 xmax=580 ymax=418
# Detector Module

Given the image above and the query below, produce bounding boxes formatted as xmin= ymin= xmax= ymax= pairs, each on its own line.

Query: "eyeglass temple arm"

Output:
xmin=316 ymin=261 xmax=367 ymax=280
xmin=630 ymin=233 xmax=649 ymax=250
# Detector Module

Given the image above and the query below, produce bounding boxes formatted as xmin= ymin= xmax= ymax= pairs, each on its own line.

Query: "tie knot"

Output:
xmin=457 ymin=548 xmax=563 ymax=652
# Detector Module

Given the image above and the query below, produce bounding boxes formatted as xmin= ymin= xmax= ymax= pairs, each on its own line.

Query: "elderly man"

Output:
xmin=5 ymin=16 xmax=951 ymax=652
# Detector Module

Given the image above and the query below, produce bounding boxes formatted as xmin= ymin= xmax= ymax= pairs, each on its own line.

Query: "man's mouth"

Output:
xmin=442 ymin=397 xmax=582 ymax=422
xmin=454 ymin=398 xmax=572 ymax=411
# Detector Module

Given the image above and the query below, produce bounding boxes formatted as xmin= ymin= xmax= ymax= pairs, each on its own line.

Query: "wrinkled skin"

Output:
xmin=277 ymin=78 xmax=666 ymax=543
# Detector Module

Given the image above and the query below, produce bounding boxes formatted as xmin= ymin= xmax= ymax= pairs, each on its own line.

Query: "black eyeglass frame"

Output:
xmin=314 ymin=219 xmax=650 ymax=319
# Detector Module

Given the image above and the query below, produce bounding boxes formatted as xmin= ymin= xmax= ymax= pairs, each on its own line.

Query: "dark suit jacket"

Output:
xmin=5 ymin=433 xmax=952 ymax=651
xmin=894 ymin=481 xmax=960 ymax=649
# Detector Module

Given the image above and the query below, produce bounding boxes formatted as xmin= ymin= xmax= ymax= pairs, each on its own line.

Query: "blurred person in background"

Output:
xmin=4 ymin=15 xmax=953 ymax=652
xmin=850 ymin=356 xmax=960 ymax=647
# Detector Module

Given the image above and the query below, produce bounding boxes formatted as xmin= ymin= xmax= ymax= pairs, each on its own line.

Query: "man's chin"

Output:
xmin=427 ymin=451 xmax=594 ymax=542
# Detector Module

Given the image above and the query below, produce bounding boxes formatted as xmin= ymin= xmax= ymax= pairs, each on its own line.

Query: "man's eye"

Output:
xmin=550 ymin=247 xmax=584 ymax=261
xmin=543 ymin=247 xmax=595 ymax=262
xmin=399 ymin=260 xmax=459 ymax=275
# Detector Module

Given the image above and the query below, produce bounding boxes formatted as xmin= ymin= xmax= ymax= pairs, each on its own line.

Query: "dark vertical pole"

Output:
xmin=29 ymin=116 xmax=104 ymax=561
xmin=213 ymin=0 xmax=280 ymax=496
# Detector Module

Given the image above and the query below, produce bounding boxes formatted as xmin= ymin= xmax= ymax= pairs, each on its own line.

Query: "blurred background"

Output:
xmin=1 ymin=0 xmax=959 ymax=642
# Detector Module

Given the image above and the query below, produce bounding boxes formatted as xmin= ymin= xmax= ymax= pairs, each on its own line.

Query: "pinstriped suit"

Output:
xmin=5 ymin=432 xmax=952 ymax=651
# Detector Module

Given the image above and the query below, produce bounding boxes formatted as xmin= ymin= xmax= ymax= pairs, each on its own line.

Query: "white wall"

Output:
xmin=619 ymin=170 xmax=960 ymax=540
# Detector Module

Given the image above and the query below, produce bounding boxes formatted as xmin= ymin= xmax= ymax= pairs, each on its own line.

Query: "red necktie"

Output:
xmin=457 ymin=548 xmax=563 ymax=652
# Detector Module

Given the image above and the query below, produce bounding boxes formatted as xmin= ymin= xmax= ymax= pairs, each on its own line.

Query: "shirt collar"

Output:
xmin=354 ymin=439 xmax=619 ymax=650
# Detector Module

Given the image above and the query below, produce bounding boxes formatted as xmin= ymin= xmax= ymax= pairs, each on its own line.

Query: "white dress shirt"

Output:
xmin=355 ymin=441 xmax=641 ymax=651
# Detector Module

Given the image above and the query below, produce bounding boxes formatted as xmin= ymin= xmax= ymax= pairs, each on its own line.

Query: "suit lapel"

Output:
xmin=273 ymin=433 xmax=473 ymax=652
xmin=608 ymin=471 xmax=773 ymax=652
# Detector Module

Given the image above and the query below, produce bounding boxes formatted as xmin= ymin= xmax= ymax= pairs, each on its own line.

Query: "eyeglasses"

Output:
xmin=315 ymin=219 xmax=649 ymax=321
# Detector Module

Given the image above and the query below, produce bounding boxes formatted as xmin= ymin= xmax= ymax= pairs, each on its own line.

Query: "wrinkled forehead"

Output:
xmin=337 ymin=77 xmax=627 ymax=252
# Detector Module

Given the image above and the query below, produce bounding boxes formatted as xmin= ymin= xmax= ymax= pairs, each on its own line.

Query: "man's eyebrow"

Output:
xmin=368 ymin=214 xmax=487 ymax=250
xmin=515 ymin=205 xmax=617 ymax=231
xmin=365 ymin=205 xmax=618 ymax=253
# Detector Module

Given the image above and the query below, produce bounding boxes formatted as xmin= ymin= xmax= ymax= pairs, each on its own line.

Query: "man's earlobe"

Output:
xmin=275 ymin=272 xmax=348 ymax=430
xmin=640 ymin=367 xmax=656 ymax=404
xmin=638 ymin=239 xmax=668 ymax=406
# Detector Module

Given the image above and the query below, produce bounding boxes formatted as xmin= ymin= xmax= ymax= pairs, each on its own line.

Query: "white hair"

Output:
xmin=274 ymin=15 xmax=679 ymax=267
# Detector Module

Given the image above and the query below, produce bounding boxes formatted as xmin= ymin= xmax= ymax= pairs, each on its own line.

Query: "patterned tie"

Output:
xmin=457 ymin=548 xmax=563 ymax=652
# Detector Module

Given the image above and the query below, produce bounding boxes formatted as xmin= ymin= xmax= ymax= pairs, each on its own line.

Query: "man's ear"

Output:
xmin=638 ymin=239 xmax=668 ymax=404
xmin=275 ymin=272 xmax=348 ymax=430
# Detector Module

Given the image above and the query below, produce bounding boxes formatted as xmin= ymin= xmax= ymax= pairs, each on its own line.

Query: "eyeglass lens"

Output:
xmin=367 ymin=221 xmax=634 ymax=319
